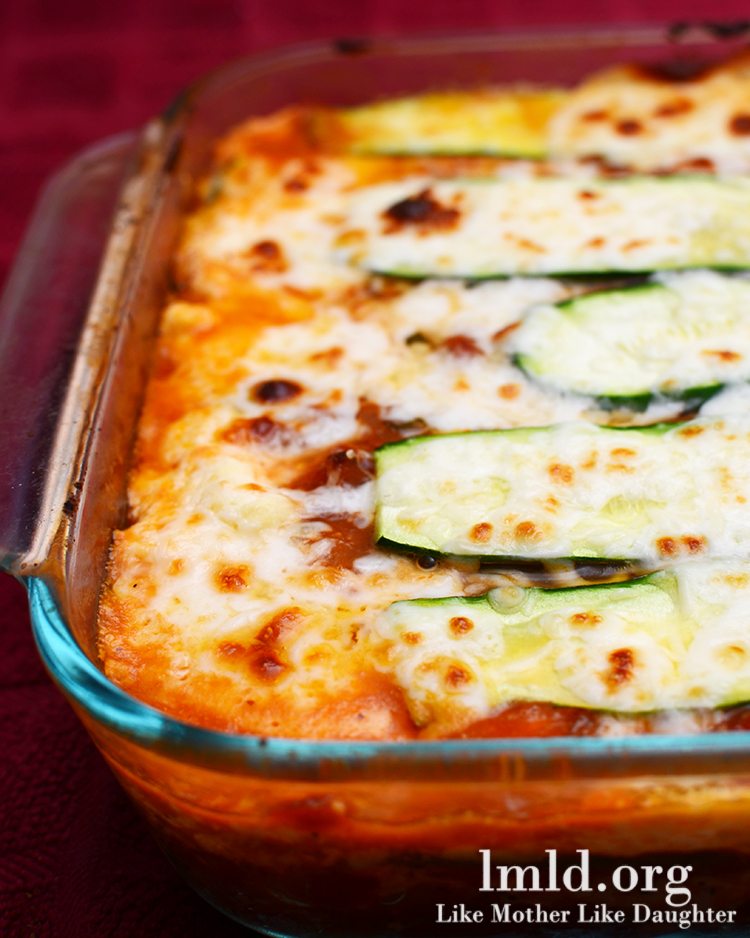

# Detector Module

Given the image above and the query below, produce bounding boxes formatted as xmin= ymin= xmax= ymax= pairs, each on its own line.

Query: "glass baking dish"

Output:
xmin=4 ymin=24 xmax=750 ymax=937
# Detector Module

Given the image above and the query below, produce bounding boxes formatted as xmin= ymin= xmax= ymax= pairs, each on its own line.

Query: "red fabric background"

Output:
xmin=2 ymin=2 xmax=750 ymax=935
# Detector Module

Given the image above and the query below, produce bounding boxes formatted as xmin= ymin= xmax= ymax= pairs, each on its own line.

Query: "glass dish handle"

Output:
xmin=0 ymin=133 xmax=137 ymax=574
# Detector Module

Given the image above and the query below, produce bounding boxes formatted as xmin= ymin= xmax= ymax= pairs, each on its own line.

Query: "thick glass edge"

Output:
xmin=154 ymin=22 xmax=750 ymax=139
xmin=26 ymin=577 xmax=750 ymax=778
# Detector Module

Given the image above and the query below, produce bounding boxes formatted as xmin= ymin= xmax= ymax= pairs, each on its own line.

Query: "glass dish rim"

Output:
xmin=29 ymin=574 xmax=750 ymax=776
xmin=24 ymin=24 xmax=750 ymax=780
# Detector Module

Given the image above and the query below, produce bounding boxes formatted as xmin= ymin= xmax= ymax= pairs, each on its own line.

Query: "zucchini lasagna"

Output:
xmin=99 ymin=52 xmax=750 ymax=740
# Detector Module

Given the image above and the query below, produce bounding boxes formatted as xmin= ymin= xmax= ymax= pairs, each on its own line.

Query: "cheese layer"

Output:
xmin=370 ymin=563 xmax=750 ymax=726
xmin=375 ymin=418 xmax=750 ymax=562
xmin=341 ymin=177 xmax=750 ymax=277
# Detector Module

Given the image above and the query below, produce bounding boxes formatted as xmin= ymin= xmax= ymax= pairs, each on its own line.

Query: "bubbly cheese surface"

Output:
xmin=97 ymin=60 xmax=750 ymax=740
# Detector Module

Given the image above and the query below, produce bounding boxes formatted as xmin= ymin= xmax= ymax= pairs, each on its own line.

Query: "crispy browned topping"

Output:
xmin=549 ymin=463 xmax=575 ymax=484
xmin=449 ymin=616 xmax=474 ymax=636
xmin=615 ymin=118 xmax=643 ymax=136
xmin=469 ymin=522 xmax=493 ymax=543
xmin=382 ymin=188 xmax=461 ymax=234
xmin=246 ymin=239 xmax=289 ymax=273
xmin=730 ymin=113 xmax=750 ymax=135
xmin=251 ymin=378 xmax=303 ymax=403
xmin=441 ymin=334 xmax=483 ymax=358
xmin=215 ymin=565 xmax=250 ymax=592
xmin=606 ymin=647 xmax=635 ymax=688
xmin=445 ymin=664 xmax=471 ymax=688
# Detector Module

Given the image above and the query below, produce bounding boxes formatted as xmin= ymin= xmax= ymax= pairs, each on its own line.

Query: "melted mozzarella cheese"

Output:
xmin=368 ymin=562 xmax=750 ymax=728
xmin=375 ymin=418 xmax=750 ymax=562
xmin=550 ymin=58 xmax=750 ymax=172
xmin=340 ymin=177 xmax=750 ymax=278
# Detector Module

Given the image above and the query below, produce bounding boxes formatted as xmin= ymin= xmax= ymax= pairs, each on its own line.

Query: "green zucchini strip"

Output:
xmin=319 ymin=89 xmax=565 ymax=158
xmin=369 ymin=563 xmax=750 ymax=718
xmin=374 ymin=417 xmax=750 ymax=563
xmin=339 ymin=176 xmax=750 ymax=278
xmin=511 ymin=271 xmax=750 ymax=406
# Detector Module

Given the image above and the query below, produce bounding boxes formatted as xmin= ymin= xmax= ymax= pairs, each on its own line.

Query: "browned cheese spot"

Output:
xmin=674 ymin=156 xmax=715 ymax=173
xmin=309 ymin=346 xmax=344 ymax=366
xmin=449 ymin=616 xmax=474 ymax=636
xmin=246 ymin=239 xmax=289 ymax=273
xmin=702 ymin=349 xmax=741 ymax=362
xmin=215 ymin=564 xmax=250 ymax=592
xmin=251 ymin=378 xmax=303 ymax=403
xmin=730 ymin=113 xmax=750 ymax=135
xmin=585 ymin=237 xmax=606 ymax=249
xmin=683 ymin=535 xmax=707 ymax=554
xmin=248 ymin=606 xmax=302 ymax=682
xmin=167 ymin=558 xmax=184 ymax=576
xmin=615 ymin=118 xmax=643 ymax=136
xmin=441 ymin=334 xmax=484 ymax=357
xmin=654 ymin=97 xmax=694 ymax=118
xmin=570 ymin=611 xmax=603 ymax=627
xmin=582 ymin=108 xmax=608 ymax=122
xmin=678 ymin=424 xmax=705 ymax=438
xmin=623 ymin=239 xmax=649 ymax=251
xmin=218 ymin=641 xmax=244 ymax=657
xmin=221 ymin=415 xmax=288 ymax=445
xmin=578 ymin=189 xmax=601 ymax=201
xmin=606 ymin=647 xmax=635 ymax=689
xmin=515 ymin=520 xmax=540 ymax=541
xmin=382 ymin=188 xmax=461 ymax=234
xmin=403 ymin=631 xmax=423 ymax=645
xmin=445 ymin=664 xmax=472 ymax=688
xmin=549 ymin=462 xmax=575 ymax=484
xmin=470 ymin=522 xmax=493 ymax=543
xmin=498 ymin=383 xmax=521 ymax=400
xmin=656 ymin=536 xmax=677 ymax=557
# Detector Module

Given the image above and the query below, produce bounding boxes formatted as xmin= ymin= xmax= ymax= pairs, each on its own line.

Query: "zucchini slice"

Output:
xmin=339 ymin=176 xmax=750 ymax=278
xmin=511 ymin=271 xmax=750 ymax=407
xmin=315 ymin=89 xmax=565 ymax=158
xmin=369 ymin=562 xmax=750 ymax=721
xmin=374 ymin=417 xmax=750 ymax=564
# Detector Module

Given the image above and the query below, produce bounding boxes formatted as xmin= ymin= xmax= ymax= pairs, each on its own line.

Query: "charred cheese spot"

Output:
xmin=684 ymin=535 xmax=707 ymax=554
xmin=657 ymin=536 xmax=678 ymax=557
xmin=514 ymin=520 xmax=540 ymax=541
xmin=605 ymin=647 xmax=636 ymax=689
xmin=221 ymin=415 xmax=288 ymax=445
xmin=615 ymin=118 xmax=643 ymax=135
xmin=382 ymin=188 xmax=460 ymax=234
xmin=730 ymin=113 xmax=750 ymax=135
xmin=445 ymin=664 xmax=472 ymax=688
xmin=246 ymin=239 xmax=289 ymax=273
xmin=654 ymin=98 xmax=694 ymax=118
xmin=498 ymin=383 xmax=521 ymax=400
xmin=703 ymin=349 xmax=742 ymax=362
xmin=441 ymin=334 xmax=483 ymax=357
xmin=469 ymin=522 xmax=493 ymax=543
xmin=582 ymin=108 xmax=608 ymax=122
xmin=251 ymin=378 xmax=303 ymax=403
xmin=549 ymin=462 xmax=575 ymax=484
xmin=569 ymin=611 xmax=602 ymax=627
xmin=249 ymin=607 xmax=302 ymax=683
xmin=215 ymin=564 xmax=250 ymax=592
xmin=449 ymin=616 xmax=474 ymax=636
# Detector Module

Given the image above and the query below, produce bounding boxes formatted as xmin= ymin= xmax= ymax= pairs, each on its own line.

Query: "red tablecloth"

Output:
xmin=3 ymin=2 xmax=750 ymax=935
